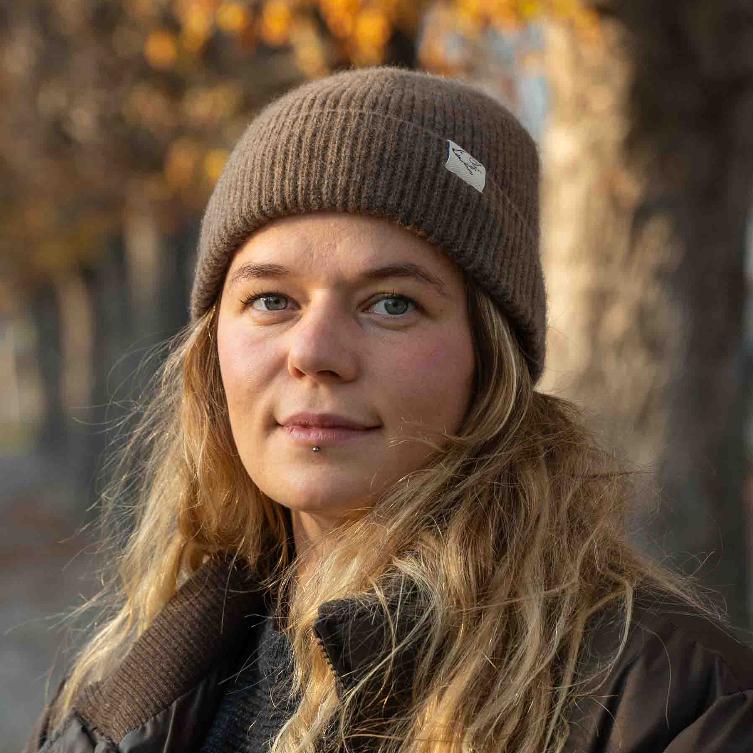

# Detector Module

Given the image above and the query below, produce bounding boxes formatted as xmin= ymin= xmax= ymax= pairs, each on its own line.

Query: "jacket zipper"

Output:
xmin=313 ymin=627 xmax=348 ymax=701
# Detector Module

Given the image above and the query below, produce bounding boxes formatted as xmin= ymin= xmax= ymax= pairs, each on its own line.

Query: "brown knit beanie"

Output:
xmin=191 ymin=65 xmax=547 ymax=383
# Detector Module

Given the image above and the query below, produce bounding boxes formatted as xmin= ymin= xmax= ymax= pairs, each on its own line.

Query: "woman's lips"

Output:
xmin=278 ymin=424 xmax=380 ymax=445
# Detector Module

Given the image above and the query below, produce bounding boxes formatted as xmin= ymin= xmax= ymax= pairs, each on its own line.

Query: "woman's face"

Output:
xmin=217 ymin=211 xmax=475 ymax=528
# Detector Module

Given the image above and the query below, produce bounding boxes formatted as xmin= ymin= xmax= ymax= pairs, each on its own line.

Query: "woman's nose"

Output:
xmin=285 ymin=299 xmax=359 ymax=380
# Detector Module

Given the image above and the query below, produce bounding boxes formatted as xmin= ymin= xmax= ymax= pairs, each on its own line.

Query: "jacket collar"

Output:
xmin=74 ymin=553 xmax=424 ymax=746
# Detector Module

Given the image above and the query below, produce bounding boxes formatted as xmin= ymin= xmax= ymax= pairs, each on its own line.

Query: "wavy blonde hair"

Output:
xmin=48 ymin=275 xmax=720 ymax=752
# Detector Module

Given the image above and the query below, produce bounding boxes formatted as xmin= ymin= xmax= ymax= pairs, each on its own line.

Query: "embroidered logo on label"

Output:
xmin=444 ymin=139 xmax=486 ymax=193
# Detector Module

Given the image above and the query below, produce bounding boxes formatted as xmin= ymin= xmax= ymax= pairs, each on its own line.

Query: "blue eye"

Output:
xmin=241 ymin=292 xmax=289 ymax=312
xmin=240 ymin=290 xmax=420 ymax=317
xmin=369 ymin=295 xmax=416 ymax=316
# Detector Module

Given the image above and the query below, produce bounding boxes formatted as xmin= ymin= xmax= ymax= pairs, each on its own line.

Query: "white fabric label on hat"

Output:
xmin=444 ymin=139 xmax=486 ymax=193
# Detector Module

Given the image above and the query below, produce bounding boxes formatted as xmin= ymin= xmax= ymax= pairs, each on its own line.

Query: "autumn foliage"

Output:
xmin=0 ymin=0 xmax=597 ymax=299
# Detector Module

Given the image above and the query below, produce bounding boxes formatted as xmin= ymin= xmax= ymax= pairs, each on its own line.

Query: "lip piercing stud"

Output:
xmin=312 ymin=446 xmax=321 ymax=452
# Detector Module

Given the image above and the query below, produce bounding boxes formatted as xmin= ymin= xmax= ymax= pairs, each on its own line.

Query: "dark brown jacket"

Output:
xmin=25 ymin=555 xmax=753 ymax=753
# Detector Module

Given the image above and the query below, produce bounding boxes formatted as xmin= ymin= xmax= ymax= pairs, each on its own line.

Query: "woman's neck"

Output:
xmin=289 ymin=509 xmax=332 ymax=588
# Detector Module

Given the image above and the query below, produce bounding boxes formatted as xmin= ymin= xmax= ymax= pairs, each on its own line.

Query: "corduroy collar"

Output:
xmin=74 ymin=553 xmax=424 ymax=746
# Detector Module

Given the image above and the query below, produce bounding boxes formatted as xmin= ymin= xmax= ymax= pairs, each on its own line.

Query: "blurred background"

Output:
xmin=2 ymin=1 xmax=752 ymax=748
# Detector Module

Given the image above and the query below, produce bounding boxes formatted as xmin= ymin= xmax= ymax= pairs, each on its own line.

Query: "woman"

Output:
xmin=26 ymin=65 xmax=753 ymax=753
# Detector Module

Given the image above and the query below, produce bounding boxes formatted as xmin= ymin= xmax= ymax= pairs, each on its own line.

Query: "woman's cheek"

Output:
xmin=218 ymin=328 xmax=267 ymax=396
xmin=424 ymin=344 xmax=447 ymax=368
xmin=386 ymin=342 xmax=450 ymax=402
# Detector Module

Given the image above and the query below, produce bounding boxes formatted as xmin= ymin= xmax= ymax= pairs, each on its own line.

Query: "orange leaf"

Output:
xmin=145 ymin=30 xmax=179 ymax=69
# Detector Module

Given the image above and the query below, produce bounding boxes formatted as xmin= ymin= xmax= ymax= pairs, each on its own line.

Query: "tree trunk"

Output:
xmin=29 ymin=278 xmax=68 ymax=461
xmin=55 ymin=267 xmax=96 ymax=496
xmin=124 ymin=187 xmax=165 ymax=342
xmin=81 ymin=235 xmax=132 ymax=518
xmin=539 ymin=6 xmax=753 ymax=630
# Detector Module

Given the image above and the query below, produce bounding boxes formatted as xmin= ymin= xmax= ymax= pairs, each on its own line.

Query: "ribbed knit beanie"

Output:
xmin=191 ymin=65 xmax=547 ymax=383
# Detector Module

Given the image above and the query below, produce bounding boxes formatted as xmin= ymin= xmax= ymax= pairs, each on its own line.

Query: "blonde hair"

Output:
xmin=49 ymin=277 xmax=721 ymax=752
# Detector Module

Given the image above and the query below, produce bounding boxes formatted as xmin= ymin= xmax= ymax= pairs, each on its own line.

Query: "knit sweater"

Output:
xmin=199 ymin=612 xmax=301 ymax=752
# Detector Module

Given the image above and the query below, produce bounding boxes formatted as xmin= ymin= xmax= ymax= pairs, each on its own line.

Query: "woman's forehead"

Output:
xmin=229 ymin=212 xmax=462 ymax=283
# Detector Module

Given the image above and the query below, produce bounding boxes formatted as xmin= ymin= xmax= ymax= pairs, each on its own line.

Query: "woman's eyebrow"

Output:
xmin=227 ymin=261 xmax=448 ymax=297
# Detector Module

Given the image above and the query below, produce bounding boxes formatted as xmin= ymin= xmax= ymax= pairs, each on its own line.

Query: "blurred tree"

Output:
xmin=539 ymin=2 xmax=753 ymax=629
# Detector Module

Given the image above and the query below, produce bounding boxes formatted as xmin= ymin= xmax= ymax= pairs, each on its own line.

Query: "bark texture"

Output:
xmin=540 ymin=2 xmax=753 ymax=628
